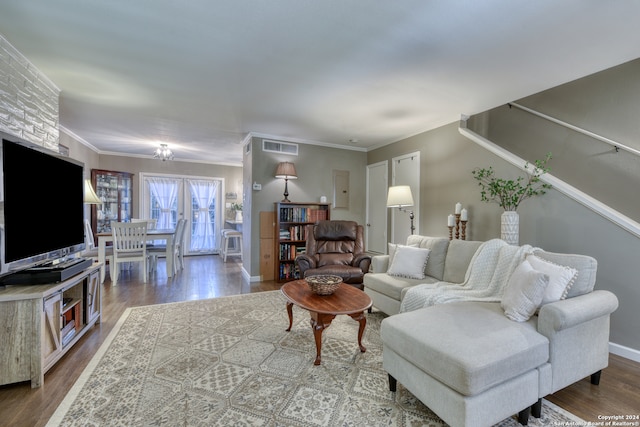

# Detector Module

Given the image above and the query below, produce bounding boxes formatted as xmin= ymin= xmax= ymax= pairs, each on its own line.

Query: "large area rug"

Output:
xmin=47 ymin=291 xmax=585 ymax=426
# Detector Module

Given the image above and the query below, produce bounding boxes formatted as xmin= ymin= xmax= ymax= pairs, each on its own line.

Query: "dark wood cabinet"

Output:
xmin=91 ymin=169 xmax=133 ymax=242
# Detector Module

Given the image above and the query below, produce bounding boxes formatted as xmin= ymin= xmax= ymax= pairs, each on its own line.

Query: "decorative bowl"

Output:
xmin=305 ymin=275 xmax=343 ymax=295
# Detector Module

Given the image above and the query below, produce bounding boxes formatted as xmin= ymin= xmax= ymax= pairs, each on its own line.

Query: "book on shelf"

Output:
xmin=279 ymin=263 xmax=300 ymax=280
xmin=279 ymin=206 xmax=328 ymax=223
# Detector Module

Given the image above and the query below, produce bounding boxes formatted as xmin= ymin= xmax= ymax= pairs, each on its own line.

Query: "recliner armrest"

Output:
xmin=371 ymin=255 xmax=390 ymax=273
xmin=538 ymin=290 xmax=619 ymax=334
xmin=295 ymin=254 xmax=316 ymax=275
xmin=352 ymin=253 xmax=372 ymax=273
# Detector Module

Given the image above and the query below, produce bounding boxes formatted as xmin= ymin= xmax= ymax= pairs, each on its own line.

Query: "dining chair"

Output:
xmin=148 ymin=218 xmax=187 ymax=275
xmin=83 ymin=219 xmax=113 ymax=266
xmin=131 ymin=218 xmax=157 ymax=230
xmin=110 ymin=221 xmax=148 ymax=285
xmin=176 ymin=218 xmax=188 ymax=270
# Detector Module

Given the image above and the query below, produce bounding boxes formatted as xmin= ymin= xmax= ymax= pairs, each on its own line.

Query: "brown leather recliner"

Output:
xmin=295 ymin=220 xmax=371 ymax=289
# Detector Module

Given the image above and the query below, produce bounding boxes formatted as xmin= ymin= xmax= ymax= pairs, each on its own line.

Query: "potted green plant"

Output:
xmin=471 ymin=153 xmax=552 ymax=244
xmin=231 ymin=202 xmax=243 ymax=222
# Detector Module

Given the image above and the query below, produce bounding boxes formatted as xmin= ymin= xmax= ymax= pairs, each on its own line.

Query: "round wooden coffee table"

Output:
xmin=281 ymin=279 xmax=373 ymax=365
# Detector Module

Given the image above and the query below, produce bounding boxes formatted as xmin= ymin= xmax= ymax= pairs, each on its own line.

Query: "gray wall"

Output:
xmin=369 ymin=60 xmax=640 ymax=356
xmin=246 ymin=137 xmax=367 ymax=278
xmin=59 ymin=130 xmax=243 ymax=230
xmin=368 ymin=122 xmax=502 ymax=241
xmin=96 ymin=154 xmax=242 ymax=218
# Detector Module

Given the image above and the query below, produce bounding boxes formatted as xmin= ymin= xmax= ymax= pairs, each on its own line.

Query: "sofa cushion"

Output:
xmin=364 ymin=272 xmax=438 ymax=301
xmin=442 ymin=240 xmax=483 ymax=283
xmin=406 ymin=235 xmax=449 ymax=280
xmin=387 ymin=245 xmax=431 ymax=279
xmin=526 ymin=254 xmax=577 ymax=305
xmin=380 ymin=301 xmax=549 ymax=396
xmin=533 ymin=250 xmax=596 ymax=298
xmin=501 ymin=259 xmax=550 ymax=322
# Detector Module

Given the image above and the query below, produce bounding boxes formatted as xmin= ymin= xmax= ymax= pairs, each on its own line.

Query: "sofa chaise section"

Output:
xmin=370 ymin=235 xmax=618 ymax=427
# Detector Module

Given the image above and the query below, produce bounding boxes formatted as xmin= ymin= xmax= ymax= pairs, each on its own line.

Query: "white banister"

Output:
xmin=458 ymin=117 xmax=640 ymax=239
xmin=508 ymin=102 xmax=640 ymax=157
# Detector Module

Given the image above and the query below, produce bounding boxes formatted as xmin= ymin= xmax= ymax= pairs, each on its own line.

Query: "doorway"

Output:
xmin=366 ymin=161 xmax=388 ymax=254
xmin=139 ymin=173 xmax=224 ymax=254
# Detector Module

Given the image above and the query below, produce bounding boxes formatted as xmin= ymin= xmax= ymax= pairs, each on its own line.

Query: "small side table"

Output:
xmin=281 ymin=279 xmax=372 ymax=365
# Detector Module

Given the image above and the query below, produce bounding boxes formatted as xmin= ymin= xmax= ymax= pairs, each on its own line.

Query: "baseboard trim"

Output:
xmin=610 ymin=342 xmax=640 ymax=363
xmin=242 ymin=268 xmax=264 ymax=283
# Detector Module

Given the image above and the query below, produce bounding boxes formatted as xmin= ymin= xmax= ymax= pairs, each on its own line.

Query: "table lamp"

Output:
xmin=275 ymin=162 xmax=297 ymax=202
xmin=84 ymin=179 xmax=102 ymax=204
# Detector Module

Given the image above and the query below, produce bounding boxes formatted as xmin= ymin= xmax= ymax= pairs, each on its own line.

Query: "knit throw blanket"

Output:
xmin=400 ymin=239 xmax=536 ymax=313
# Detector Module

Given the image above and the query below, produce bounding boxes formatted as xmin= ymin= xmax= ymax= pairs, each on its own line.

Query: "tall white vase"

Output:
xmin=501 ymin=211 xmax=519 ymax=245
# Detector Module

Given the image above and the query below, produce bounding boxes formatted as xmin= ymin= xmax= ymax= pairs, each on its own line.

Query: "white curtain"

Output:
xmin=147 ymin=177 xmax=179 ymax=229
xmin=188 ymin=179 xmax=219 ymax=251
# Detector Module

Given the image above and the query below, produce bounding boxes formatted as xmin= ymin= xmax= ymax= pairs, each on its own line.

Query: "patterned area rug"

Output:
xmin=47 ymin=291 xmax=585 ymax=426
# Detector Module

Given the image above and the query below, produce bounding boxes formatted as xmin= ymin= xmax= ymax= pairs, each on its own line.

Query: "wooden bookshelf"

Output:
xmin=274 ymin=202 xmax=330 ymax=282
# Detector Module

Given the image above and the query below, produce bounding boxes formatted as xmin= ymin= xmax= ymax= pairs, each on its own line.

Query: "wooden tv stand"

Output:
xmin=0 ymin=262 xmax=102 ymax=388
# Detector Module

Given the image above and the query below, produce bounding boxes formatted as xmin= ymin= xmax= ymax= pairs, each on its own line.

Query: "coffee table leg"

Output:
xmin=349 ymin=311 xmax=367 ymax=353
xmin=310 ymin=312 xmax=336 ymax=365
xmin=285 ymin=302 xmax=294 ymax=332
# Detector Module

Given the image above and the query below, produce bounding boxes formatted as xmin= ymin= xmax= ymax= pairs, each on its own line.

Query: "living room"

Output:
xmin=1 ymin=2 xmax=640 ymax=426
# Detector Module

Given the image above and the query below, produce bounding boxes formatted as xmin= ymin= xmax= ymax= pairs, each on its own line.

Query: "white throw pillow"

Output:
xmin=387 ymin=245 xmax=431 ymax=279
xmin=502 ymin=259 xmax=550 ymax=322
xmin=388 ymin=242 xmax=417 ymax=265
xmin=527 ymin=254 xmax=578 ymax=305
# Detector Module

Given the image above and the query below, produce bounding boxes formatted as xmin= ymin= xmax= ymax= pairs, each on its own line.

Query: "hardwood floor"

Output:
xmin=0 ymin=255 xmax=638 ymax=426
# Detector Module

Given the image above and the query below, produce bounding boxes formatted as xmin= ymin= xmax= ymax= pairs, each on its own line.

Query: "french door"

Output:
xmin=139 ymin=173 xmax=224 ymax=254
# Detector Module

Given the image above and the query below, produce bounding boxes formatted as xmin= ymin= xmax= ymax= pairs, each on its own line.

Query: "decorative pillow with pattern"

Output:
xmin=502 ymin=259 xmax=550 ymax=322
xmin=527 ymin=254 xmax=578 ymax=305
xmin=387 ymin=245 xmax=431 ymax=279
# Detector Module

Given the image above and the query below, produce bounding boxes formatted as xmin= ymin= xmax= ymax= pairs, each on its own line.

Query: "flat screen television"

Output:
xmin=0 ymin=131 xmax=85 ymax=280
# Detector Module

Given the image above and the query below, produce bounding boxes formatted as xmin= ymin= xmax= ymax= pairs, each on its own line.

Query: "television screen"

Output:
xmin=0 ymin=134 xmax=85 ymax=277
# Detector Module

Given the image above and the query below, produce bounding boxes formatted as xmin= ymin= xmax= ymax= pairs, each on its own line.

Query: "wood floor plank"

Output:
xmin=0 ymin=255 xmax=637 ymax=426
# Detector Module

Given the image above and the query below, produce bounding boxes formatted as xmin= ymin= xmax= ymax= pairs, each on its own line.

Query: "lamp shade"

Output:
xmin=84 ymin=179 xmax=102 ymax=204
xmin=275 ymin=162 xmax=297 ymax=179
xmin=386 ymin=185 xmax=414 ymax=208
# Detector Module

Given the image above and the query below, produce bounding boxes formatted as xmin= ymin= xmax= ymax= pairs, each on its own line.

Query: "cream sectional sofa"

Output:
xmin=364 ymin=235 xmax=482 ymax=315
xmin=364 ymin=235 xmax=619 ymax=427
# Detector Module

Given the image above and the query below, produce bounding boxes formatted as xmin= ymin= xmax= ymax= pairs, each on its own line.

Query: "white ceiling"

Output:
xmin=2 ymin=1 xmax=640 ymax=166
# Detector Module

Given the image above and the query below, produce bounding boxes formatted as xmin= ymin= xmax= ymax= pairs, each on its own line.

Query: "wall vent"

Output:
xmin=262 ymin=139 xmax=298 ymax=156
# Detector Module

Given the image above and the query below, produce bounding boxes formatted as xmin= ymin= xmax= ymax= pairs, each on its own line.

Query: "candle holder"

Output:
xmin=447 ymin=212 xmax=469 ymax=240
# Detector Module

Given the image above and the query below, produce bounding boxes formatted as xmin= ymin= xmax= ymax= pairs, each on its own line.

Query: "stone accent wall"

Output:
xmin=0 ymin=34 xmax=60 ymax=150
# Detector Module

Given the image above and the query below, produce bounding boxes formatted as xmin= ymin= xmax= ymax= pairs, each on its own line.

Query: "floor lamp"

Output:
xmin=387 ymin=185 xmax=415 ymax=235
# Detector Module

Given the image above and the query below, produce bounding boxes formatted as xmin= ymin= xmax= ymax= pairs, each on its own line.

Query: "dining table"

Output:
xmin=97 ymin=228 xmax=176 ymax=283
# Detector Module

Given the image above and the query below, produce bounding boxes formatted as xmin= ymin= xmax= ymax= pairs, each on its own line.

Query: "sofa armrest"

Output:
xmin=353 ymin=253 xmax=372 ymax=273
xmin=537 ymin=289 xmax=619 ymax=394
xmin=371 ymin=255 xmax=390 ymax=273
xmin=295 ymin=254 xmax=317 ymax=275
xmin=538 ymin=290 xmax=619 ymax=333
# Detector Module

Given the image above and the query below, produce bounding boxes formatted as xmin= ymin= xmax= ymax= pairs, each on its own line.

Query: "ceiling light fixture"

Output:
xmin=153 ymin=144 xmax=174 ymax=161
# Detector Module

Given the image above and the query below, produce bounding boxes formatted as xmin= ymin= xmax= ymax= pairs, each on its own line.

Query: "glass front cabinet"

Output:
xmin=91 ymin=169 xmax=133 ymax=240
